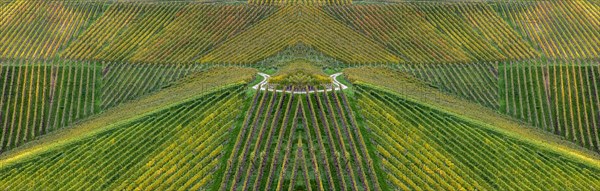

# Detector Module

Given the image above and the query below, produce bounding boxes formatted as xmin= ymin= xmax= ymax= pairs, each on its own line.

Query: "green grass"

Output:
xmin=323 ymin=67 xmax=341 ymax=75
xmin=246 ymin=73 xmax=264 ymax=96
xmin=261 ymin=68 xmax=278 ymax=75
xmin=337 ymin=74 xmax=355 ymax=97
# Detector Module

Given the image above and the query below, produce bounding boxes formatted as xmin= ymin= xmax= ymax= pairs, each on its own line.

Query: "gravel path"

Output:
xmin=252 ymin=72 xmax=348 ymax=94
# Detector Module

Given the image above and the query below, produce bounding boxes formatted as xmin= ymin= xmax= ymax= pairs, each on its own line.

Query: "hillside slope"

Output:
xmin=0 ymin=67 xmax=256 ymax=164
xmin=0 ymin=60 xmax=212 ymax=152
xmin=200 ymin=5 xmax=399 ymax=64
xmin=353 ymin=84 xmax=600 ymax=190
xmin=219 ymin=87 xmax=380 ymax=190
xmin=344 ymin=67 xmax=600 ymax=166
xmin=0 ymin=84 xmax=248 ymax=190
xmin=499 ymin=61 xmax=600 ymax=151
xmin=2 ymin=1 xmax=597 ymax=64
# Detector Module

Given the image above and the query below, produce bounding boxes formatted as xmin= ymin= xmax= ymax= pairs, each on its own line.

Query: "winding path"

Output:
xmin=252 ymin=72 xmax=348 ymax=94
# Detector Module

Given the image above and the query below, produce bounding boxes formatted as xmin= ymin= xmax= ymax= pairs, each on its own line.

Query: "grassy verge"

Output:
xmin=337 ymin=74 xmax=354 ymax=97
xmin=323 ymin=67 xmax=341 ymax=75
xmin=246 ymin=73 xmax=264 ymax=96
xmin=260 ymin=67 xmax=277 ymax=75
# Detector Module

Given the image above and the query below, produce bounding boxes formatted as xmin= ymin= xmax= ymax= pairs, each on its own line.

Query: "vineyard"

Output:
xmin=199 ymin=5 xmax=399 ymax=64
xmin=390 ymin=62 xmax=499 ymax=109
xmin=0 ymin=84 xmax=247 ymax=190
xmin=220 ymin=87 xmax=379 ymax=190
xmin=268 ymin=60 xmax=331 ymax=86
xmin=354 ymin=84 xmax=600 ymax=190
xmin=1 ymin=1 xmax=596 ymax=64
xmin=343 ymin=66 xmax=600 ymax=164
xmin=0 ymin=61 xmax=101 ymax=152
xmin=0 ymin=1 xmax=104 ymax=60
xmin=0 ymin=61 xmax=220 ymax=152
xmin=499 ymin=61 xmax=600 ymax=151
xmin=1 ymin=0 xmax=599 ymax=190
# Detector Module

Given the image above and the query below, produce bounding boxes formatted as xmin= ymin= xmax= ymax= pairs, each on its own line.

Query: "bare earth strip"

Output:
xmin=0 ymin=67 xmax=256 ymax=166
xmin=345 ymin=67 xmax=600 ymax=168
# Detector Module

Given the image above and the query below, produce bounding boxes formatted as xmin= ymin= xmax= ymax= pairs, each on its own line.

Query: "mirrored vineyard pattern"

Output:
xmin=0 ymin=0 xmax=599 ymax=190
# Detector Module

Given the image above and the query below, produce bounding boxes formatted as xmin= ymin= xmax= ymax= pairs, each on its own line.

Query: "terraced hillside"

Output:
xmin=0 ymin=0 xmax=599 ymax=190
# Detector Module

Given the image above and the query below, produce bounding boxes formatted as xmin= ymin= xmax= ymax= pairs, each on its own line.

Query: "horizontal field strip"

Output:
xmin=248 ymin=0 xmax=352 ymax=6
xmin=255 ymin=44 xmax=346 ymax=68
xmin=1 ymin=1 xmax=597 ymax=63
